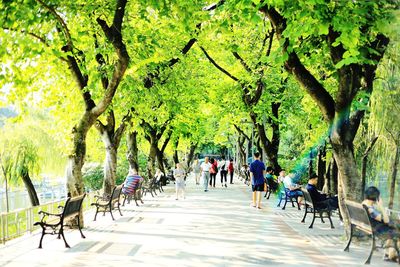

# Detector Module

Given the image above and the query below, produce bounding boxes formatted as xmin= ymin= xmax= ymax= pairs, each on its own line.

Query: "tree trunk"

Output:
xmin=155 ymin=147 xmax=166 ymax=174
xmin=66 ymin=120 xmax=91 ymax=197
xmin=103 ymin=145 xmax=117 ymax=195
xmin=330 ymin=157 xmax=338 ymax=195
xmin=317 ymin=144 xmax=326 ymax=190
xmin=331 ymin=144 xmax=362 ymax=201
xmin=324 ymin=158 xmax=331 ymax=193
xmin=173 ymin=139 xmax=179 ymax=164
xmin=21 ymin=171 xmax=40 ymax=206
xmin=186 ymin=142 xmax=198 ymax=169
xmin=388 ymin=143 xmax=399 ymax=209
xmin=147 ymin=142 xmax=157 ymax=179
xmin=238 ymin=135 xmax=247 ymax=167
xmin=127 ymin=131 xmax=139 ymax=171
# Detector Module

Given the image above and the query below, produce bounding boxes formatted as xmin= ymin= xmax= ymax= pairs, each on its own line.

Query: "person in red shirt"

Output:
xmin=228 ymin=158 xmax=234 ymax=184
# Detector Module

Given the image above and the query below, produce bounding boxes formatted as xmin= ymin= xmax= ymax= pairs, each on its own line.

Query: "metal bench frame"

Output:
xmin=34 ymin=193 xmax=86 ymax=248
xmin=300 ymin=188 xmax=334 ymax=229
xmin=91 ymin=184 xmax=123 ymax=221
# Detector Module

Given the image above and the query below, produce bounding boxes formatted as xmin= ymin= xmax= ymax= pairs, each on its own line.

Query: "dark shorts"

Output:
xmin=252 ymin=184 xmax=264 ymax=192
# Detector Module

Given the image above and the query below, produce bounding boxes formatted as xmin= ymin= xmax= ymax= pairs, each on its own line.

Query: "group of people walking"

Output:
xmin=195 ymin=156 xmax=234 ymax=192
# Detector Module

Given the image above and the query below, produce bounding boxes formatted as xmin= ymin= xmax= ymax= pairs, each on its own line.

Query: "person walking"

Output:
xmin=173 ymin=163 xmax=186 ymax=200
xmin=228 ymin=158 xmax=234 ymax=184
xmin=249 ymin=152 xmax=266 ymax=209
xmin=209 ymin=158 xmax=217 ymax=188
xmin=219 ymin=155 xmax=228 ymax=187
xmin=200 ymin=157 xmax=212 ymax=192
xmin=192 ymin=159 xmax=201 ymax=185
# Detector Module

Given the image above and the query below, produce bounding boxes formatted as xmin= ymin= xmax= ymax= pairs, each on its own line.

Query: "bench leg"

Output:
xmin=122 ymin=195 xmax=127 ymax=207
xmin=77 ymin=215 xmax=86 ymax=239
xmin=344 ymin=225 xmax=353 ymax=252
xmin=365 ymin=235 xmax=375 ymax=264
xmin=309 ymin=210 xmax=316 ymax=228
xmin=277 ymin=194 xmax=283 ymax=207
xmin=327 ymin=212 xmax=334 ymax=229
xmin=93 ymin=207 xmax=99 ymax=221
xmin=38 ymin=228 xmax=45 ymax=249
xmin=59 ymin=228 xmax=70 ymax=248
xmin=117 ymin=203 xmax=123 ymax=216
xmin=295 ymin=198 xmax=300 ymax=210
xmin=301 ymin=207 xmax=308 ymax=223
xmin=282 ymin=197 xmax=288 ymax=210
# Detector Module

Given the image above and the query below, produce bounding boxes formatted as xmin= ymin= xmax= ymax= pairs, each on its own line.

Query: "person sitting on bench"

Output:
xmin=306 ymin=173 xmax=338 ymax=210
xmin=283 ymin=172 xmax=303 ymax=201
xmin=362 ymin=186 xmax=400 ymax=262
xmin=265 ymin=166 xmax=278 ymax=192
xmin=122 ymin=168 xmax=143 ymax=195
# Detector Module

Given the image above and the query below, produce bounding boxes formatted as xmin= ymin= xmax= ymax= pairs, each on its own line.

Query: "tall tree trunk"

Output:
xmin=147 ymin=142 xmax=157 ymax=179
xmin=317 ymin=144 xmax=326 ymax=190
xmin=388 ymin=142 xmax=399 ymax=209
xmin=361 ymin=136 xmax=378 ymax=199
xmin=186 ymin=142 xmax=198 ymax=169
xmin=127 ymin=131 xmax=139 ymax=171
xmin=330 ymin=157 xmax=338 ymax=195
xmin=21 ymin=171 xmax=40 ymax=206
xmin=103 ymin=145 xmax=117 ymax=195
xmin=66 ymin=121 xmax=92 ymax=197
xmin=238 ymin=135 xmax=247 ymax=167
xmin=155 ymin=147 xmax=166 ymax=174
xmin=173 ymin=139 xmax=179 ymax=164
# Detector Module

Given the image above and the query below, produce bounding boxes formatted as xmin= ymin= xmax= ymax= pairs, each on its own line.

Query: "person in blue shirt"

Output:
xmin=306 ymin=174 xmax=338 ymax=210
xmin=249 ymin=152 xmax=266 ymax=209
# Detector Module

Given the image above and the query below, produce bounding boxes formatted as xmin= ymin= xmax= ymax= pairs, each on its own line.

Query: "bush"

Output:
xmin=82 ymin=163 xmax=103 ymax=191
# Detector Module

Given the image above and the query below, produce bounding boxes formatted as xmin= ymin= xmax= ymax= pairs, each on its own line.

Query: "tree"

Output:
xmin=254 ymin=1 xmax=397 ymax=204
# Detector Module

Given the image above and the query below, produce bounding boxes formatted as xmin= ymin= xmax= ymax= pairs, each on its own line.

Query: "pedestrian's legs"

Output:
xmin=212 ymin=173 xmax=216 ymax=187
xmin=175 ymin=184 xmax=179 ymax=200
xmin=223 ymin=171 xmax=227 ymax=186
xmin=203 ymin=172 xmax=209 ymax=191
xmin=257 ymin=191 xmax=262 ymax=208
xmin=230 ymin=171 xmax=234 ymax=184
xmin=252 ymin=191 xmax=256 ymax=207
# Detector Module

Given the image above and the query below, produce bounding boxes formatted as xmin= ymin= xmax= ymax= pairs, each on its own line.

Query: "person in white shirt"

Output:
xmin=200 ymin=157 xmax=212 ymax=192
xmin=173 ymin=163 xmax=186 ymax=200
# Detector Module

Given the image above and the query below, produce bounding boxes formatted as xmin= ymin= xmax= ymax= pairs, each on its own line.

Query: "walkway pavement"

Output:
xmin=0 ymin=175 xmax=395 ymax=266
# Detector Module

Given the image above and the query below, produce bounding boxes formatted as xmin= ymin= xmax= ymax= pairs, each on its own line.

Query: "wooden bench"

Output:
xmin=277 ymin=183 xmax=300 ymax=210
xmin=34 ymin=193 xmax=86 ymax=248
xmin=91 ymin=184 xmax=123 ymax=221
xmin=343 ymin=200 xmax=377 ymax=264
xmin=300 ymin=188 xmax=334 ymax=229
xmin=122 ymin=179 xmax=144 ymax=206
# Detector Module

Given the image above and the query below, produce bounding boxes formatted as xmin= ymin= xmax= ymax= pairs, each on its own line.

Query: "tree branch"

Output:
xmin=232 ymin=52 xmax=252 ymax=73
xmin=234 ymin=124 xmax=251 ymax=141
xmin=200 ymin=46 xmax=239 ymax=82
xmin=260 ymin=5 xmax=335 ymax=122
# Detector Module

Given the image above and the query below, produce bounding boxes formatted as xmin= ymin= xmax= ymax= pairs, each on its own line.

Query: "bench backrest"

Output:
xmin=62 ymin=193 xmax=86 ymax=221
xmin=344 ymin=200 xmax=373 ymax=234
xmin=301 ymin=188 xmax=315 ymax=208
xmin=111 ymin=184 xmax=123 ymax=204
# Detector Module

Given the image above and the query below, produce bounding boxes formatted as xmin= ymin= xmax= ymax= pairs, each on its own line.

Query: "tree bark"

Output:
xmin=317 ymin=144 xmax=326 ymax=190
xmin=388 ymin=142 xmax=399 ymax=209
xmin=173 ymin=139 xmax=179 ymax=164
xmin=127 ymin=131 xmax=139 ymax=171
xmin=186 ymin=142 xmax=198 ymax=169
xmin=21 ymin=171 xmax=40 ymax=206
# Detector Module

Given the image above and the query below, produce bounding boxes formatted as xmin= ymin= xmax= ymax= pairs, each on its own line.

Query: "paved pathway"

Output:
xmin=0 ymin=175 xmax=394 ymax=266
